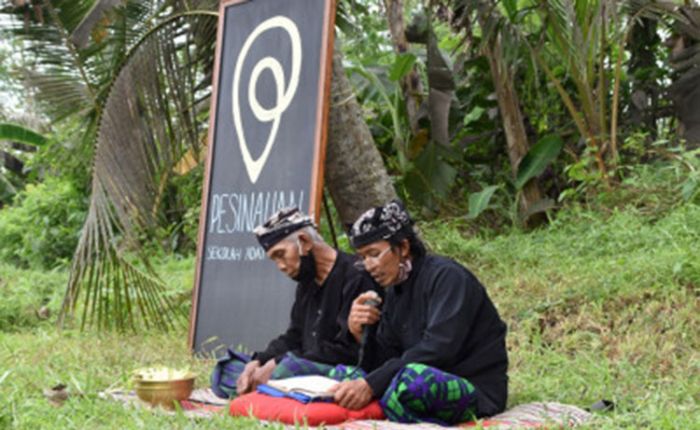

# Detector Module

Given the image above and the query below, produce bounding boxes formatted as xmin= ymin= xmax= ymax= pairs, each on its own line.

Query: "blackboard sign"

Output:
xmin=189 ymin=0 xmax=336 ymax=355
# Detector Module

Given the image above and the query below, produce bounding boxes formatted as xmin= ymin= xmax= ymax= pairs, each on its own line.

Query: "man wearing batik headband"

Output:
xmin=210 ymin=207 xmax=375 ymax=399
xmin=329 ymin=200 xmax=508 ymax=425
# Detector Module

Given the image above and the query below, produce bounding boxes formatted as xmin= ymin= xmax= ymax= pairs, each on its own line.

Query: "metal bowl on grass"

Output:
xmin=132 ymin=367 xmax=196 ymax=410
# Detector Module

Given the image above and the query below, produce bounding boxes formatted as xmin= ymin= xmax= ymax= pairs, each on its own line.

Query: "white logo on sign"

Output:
xmin=232 ymin=16 xmax=302 ymax=184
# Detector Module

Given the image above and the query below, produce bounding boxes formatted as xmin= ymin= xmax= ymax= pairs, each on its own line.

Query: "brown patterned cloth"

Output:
xmin=99 ymin=388 xmax=227 ymax=418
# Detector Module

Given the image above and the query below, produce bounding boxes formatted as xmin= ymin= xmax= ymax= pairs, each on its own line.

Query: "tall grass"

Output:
xmin=422 ymin=202 xmax=700 ymax=429
xmin=1 ymin=202 xmax=698 ymax=428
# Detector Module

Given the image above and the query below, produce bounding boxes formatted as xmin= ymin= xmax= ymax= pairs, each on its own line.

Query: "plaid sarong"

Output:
xmin=271 ymin=353 xmax=335 ymax=378
xmin=380 ymin=363 xmax=478 ymax=425
xmin=274 ymin=353 xmax=367 ymax=381
xmin=210 ymin=350 xmax=251 ymax=398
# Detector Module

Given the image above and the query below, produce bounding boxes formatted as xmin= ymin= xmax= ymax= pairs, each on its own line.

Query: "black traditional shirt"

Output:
xmin=253 ymin=251 xmax=375 ymax=366
xmin=363 ymin=255 xmax=508 ymax=417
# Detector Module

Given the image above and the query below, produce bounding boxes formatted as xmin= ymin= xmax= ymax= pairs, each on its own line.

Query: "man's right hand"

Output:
xmin=329 ymin=378 xmax=374 ymax=409
xmin=348 ymin=291 xmax=382 ymax=343
xmin=236 ymin=359 xmax=261 ymax=394
xmin=251 ymin=359 xmax=277 ymax=388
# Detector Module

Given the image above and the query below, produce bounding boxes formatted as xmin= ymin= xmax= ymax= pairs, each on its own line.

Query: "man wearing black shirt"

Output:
xmin=210 ymin=207 xmax=374 ymax=398
xmin=330 ymin=200 xmax=508 ymax=424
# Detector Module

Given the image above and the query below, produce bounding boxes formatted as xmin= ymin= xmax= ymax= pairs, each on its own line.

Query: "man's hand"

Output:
xmin=329 ymin=378 xmax=374 ymax=410
xmin=236 ymin=360 xmax=261 ymax=394
xmin=251 ymin=359 xmax=277 ymax=388
xmin=348 ymin=292 xmax=382 ymax=342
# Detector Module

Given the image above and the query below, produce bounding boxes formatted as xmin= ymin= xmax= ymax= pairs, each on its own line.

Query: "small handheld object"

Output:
xmin=357 ymin=291 xmax=381 ymax=367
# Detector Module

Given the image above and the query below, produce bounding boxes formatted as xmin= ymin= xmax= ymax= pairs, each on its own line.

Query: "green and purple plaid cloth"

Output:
xmin=380 ymin=362 xmax=477 ymax=425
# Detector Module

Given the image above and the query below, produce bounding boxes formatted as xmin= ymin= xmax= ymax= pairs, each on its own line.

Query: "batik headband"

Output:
xmin=349 ymin=200 xmax=414 ymax=248
xmin=254 ymin=207 xmax=314 ymax=251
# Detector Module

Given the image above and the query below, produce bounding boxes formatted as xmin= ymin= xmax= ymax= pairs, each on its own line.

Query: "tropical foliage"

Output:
xmin=0 ymin=176 xmax=85 ymax=268
xmin=2 ymin=0 xmax=218 ymax=331
xmin=0 ymin=0 xmax=699 ymax=331
xmin=0 ymin=123 xmax=47 ymax=204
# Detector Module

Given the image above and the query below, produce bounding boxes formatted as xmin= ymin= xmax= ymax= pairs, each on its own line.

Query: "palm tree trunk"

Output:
xmin=383 ymin=0 xmax=423 ymax=134
xmin=325 ymin=48 xmax=397 ymax=229
xmin=669 ymin=14 xmax=700 ymax=148
xmin=483 ymin=36 xmax=545 ymax=226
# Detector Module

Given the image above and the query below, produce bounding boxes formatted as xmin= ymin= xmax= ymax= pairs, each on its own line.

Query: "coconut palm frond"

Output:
xmin=5 ymin=25 xmax=95 ymax=119
xmin=4 ymin=1 xmax=190 ymax=143
xmin=3 ymin=2 xmax=105 ymax=150
xmin=71 ymin=0 xmax=128 ymax=48
xmin=0 ymin=123 xmax=48 ymax=147
xmin=59 ymin=10 xmax=218 ymax=331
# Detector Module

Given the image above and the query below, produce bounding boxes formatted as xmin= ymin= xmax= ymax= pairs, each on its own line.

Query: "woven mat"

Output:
xmin=99 ymin=388 xmax=227 ymax=418
xmin=101 ymin=389 xmax=592 ymax=428
xmin=321 ymin=402 xmax=592 ymax=429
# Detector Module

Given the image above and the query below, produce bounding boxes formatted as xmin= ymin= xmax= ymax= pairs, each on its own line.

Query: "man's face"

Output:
xmin=356 ymin=240 xmax=401 ymax=287
xmin=266 ymin=239 xmax=302 ymax=279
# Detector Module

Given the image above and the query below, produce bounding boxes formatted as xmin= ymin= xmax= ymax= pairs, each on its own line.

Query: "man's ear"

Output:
xmin=297 ymin=232 xmax=312 ymax=253
xmin=400 ymin=239 xmax=410 ymax=258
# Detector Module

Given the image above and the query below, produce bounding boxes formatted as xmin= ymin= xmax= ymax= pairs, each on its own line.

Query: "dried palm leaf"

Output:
xmin=59 ymin=10 xmax=218 ymax=331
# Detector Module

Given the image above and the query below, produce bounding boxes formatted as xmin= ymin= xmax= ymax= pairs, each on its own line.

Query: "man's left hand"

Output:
xmin=329 ymin=378 xmax=373 ymax=410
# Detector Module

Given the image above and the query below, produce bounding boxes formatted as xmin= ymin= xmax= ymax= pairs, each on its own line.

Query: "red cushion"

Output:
xmin=229 ymin=392 xmax=385 ymax=425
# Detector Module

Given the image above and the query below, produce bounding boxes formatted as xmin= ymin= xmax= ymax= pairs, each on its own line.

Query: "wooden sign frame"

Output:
xmin=189 ymin=0 xmax=336 ymax=353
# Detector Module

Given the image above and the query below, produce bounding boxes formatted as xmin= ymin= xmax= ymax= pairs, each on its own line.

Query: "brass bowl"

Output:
xmin=133 ymin=371 xmax=196 ymax=410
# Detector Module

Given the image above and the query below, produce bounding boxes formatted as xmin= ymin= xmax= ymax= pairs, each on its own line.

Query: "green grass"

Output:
xmin=1 ymin=203 xmax=699 ymax=428
xmin=0 ymin=264 xmax=68 ymax=330
xmin=0 ymin=330 xmax=268 ymax=429
xmin=422 ymin=203 xmax=700 ymax=429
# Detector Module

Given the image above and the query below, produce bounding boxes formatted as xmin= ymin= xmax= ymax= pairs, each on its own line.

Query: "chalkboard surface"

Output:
xmin=189 ymin=0 xmax=335 ymax=355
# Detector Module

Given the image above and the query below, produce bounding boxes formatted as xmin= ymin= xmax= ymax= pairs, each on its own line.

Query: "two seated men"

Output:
xmin=212 ymin=201 xmax=508 ymax=424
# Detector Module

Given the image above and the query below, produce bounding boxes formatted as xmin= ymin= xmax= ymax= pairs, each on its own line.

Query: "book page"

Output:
xmin=266 ymin=375 xmax=339 ymax=395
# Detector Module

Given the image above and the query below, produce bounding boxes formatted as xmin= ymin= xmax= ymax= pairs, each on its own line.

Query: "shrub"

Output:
xmin=0 ymin=176 xmax=86 ymax=268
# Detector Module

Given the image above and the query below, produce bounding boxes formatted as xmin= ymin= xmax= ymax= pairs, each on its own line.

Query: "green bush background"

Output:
xmin=0 ymin=177 xmax=86 ymax=268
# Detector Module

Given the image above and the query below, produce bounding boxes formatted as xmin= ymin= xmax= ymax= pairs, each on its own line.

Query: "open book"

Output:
xmin=257 ymin=375 xmax=339 ymax=403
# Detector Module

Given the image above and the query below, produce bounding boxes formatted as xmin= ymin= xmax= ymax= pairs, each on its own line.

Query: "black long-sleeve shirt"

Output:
xmin=363 ymin=255 xmax=508 ymax=417
xmin=253 ymin=251 xmax=375 ymax=366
